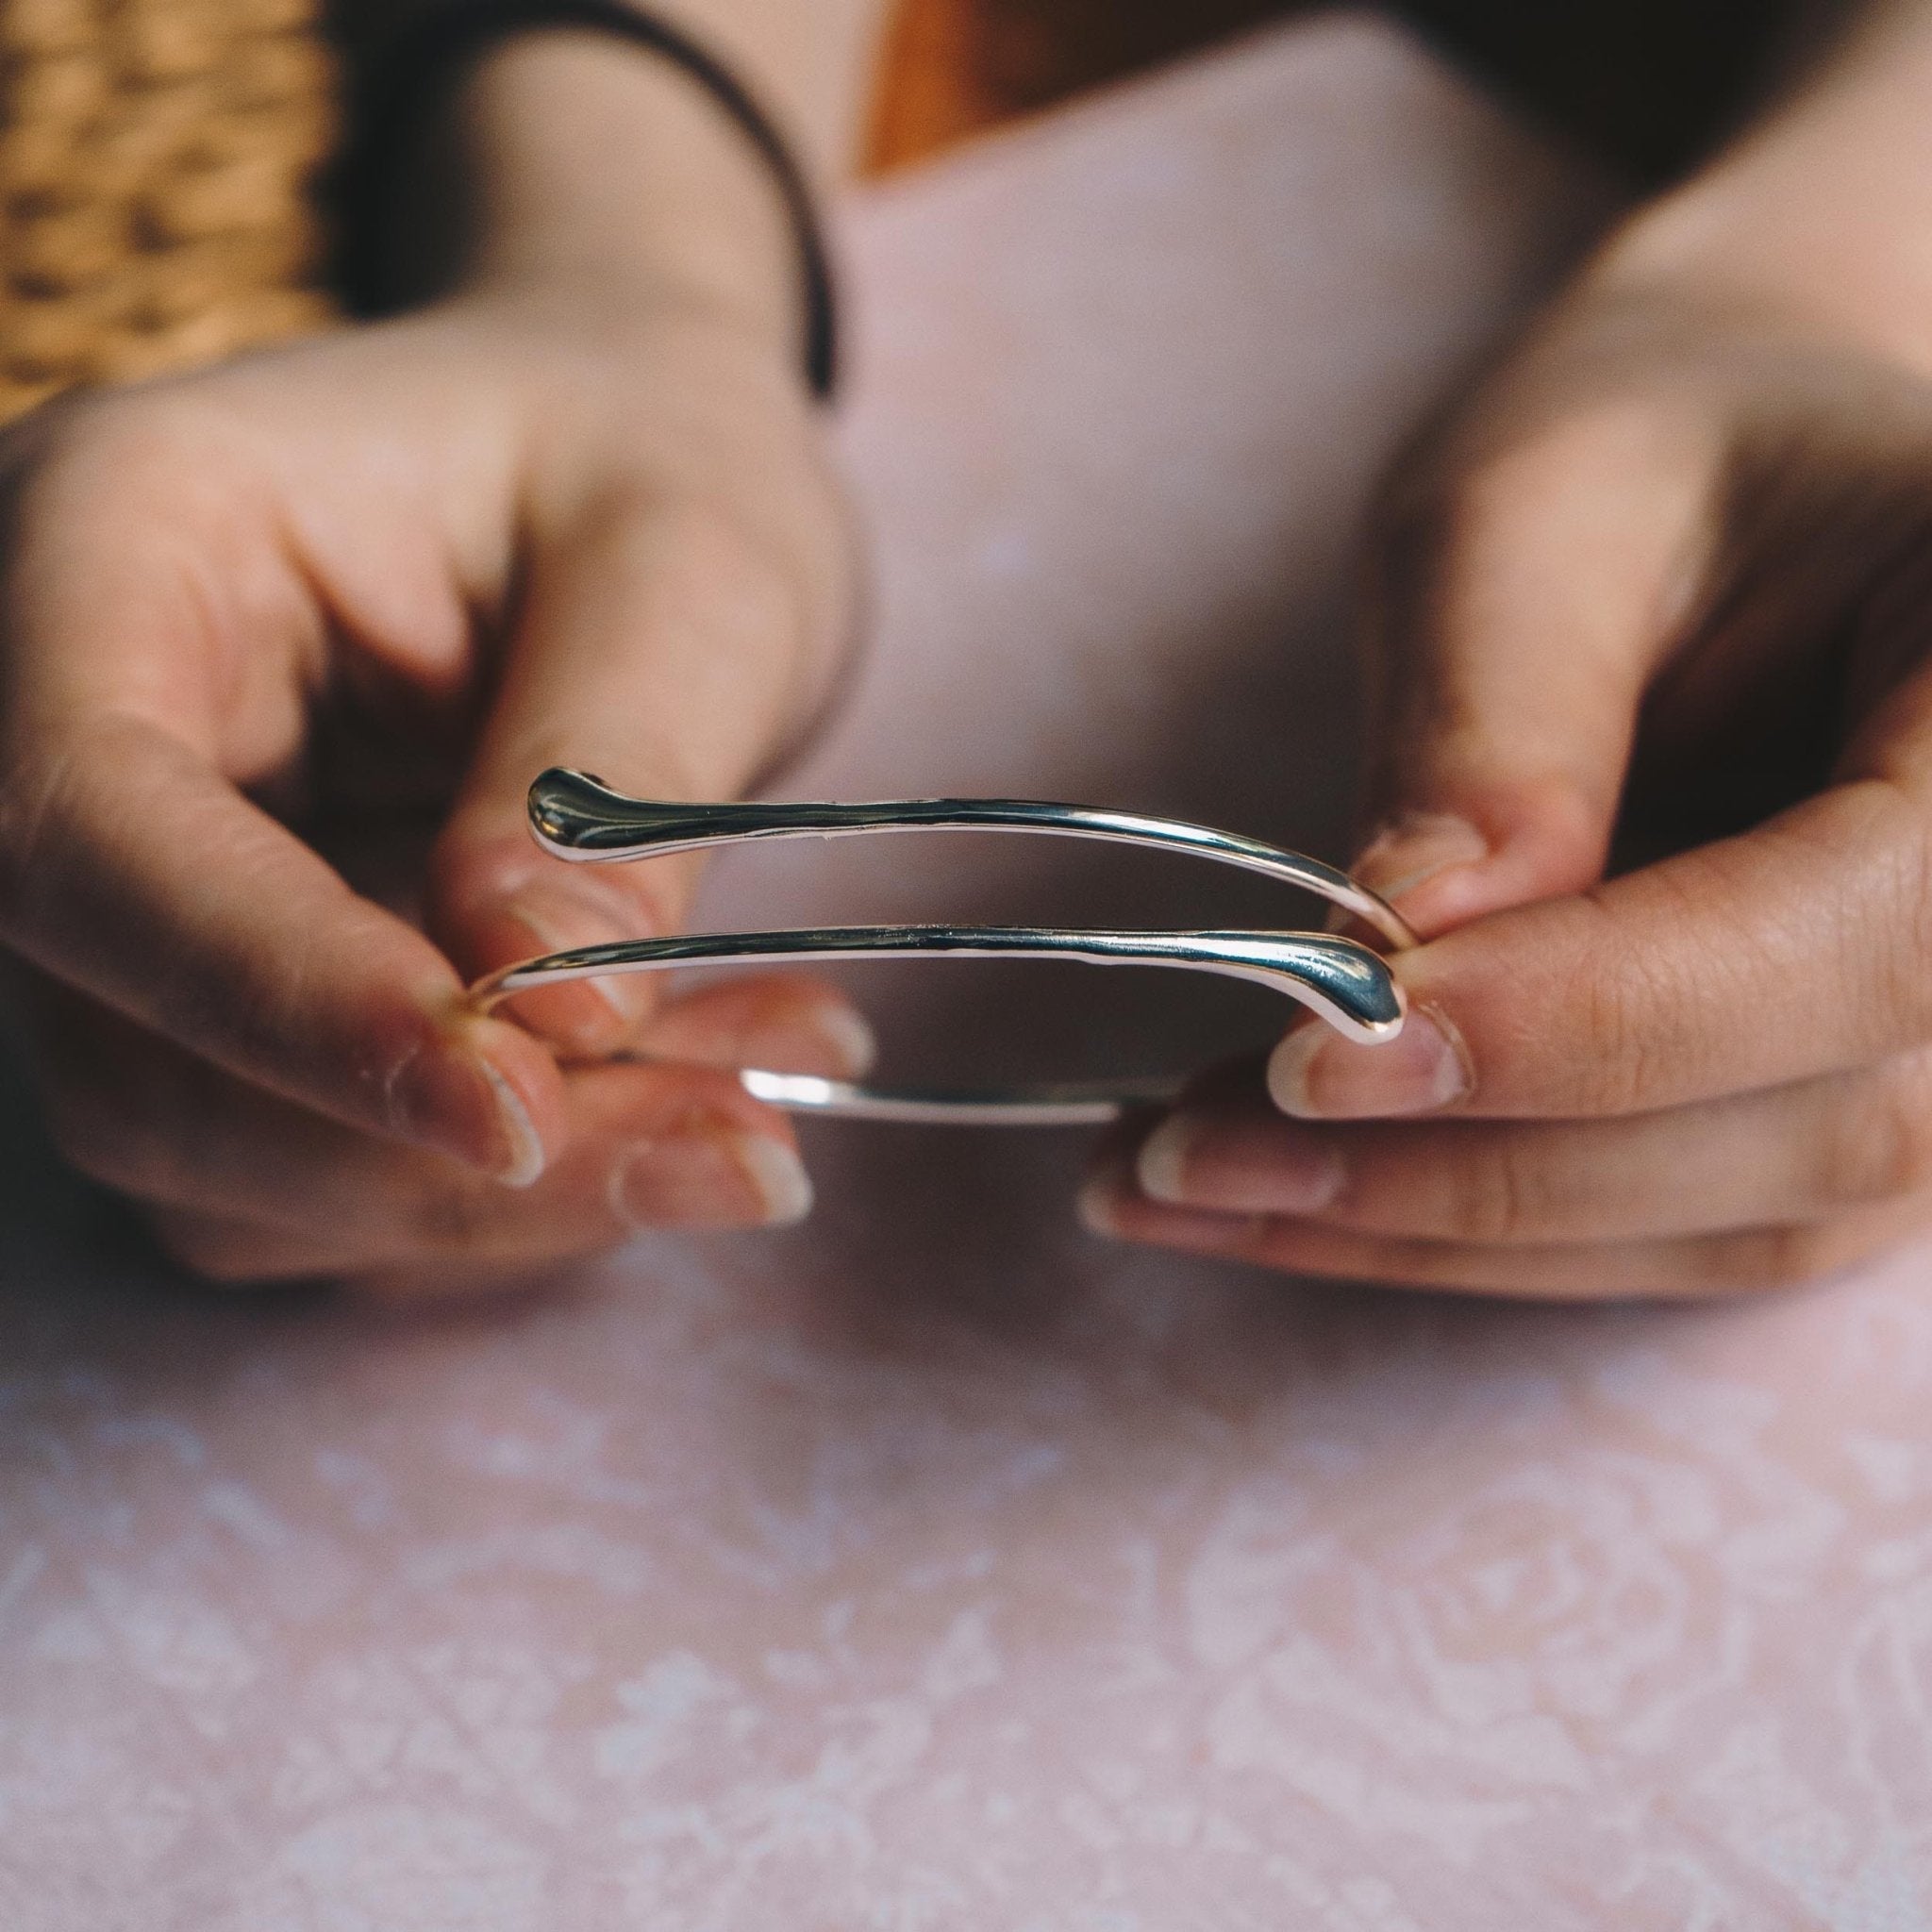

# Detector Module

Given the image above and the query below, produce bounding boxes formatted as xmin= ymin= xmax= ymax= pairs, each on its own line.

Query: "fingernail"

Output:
xmin=390 ymin=1039 xmax=548 ymax=1186
xmin=1077 ymin=1174 xmax=1262 ymax=1253
xmin=476 ymin=1058 xmax=548 ymax=1187
xmin=612 ymin=1119 xmax=813 ymax=1230
xmin=1352 ymin=813 xmax=1489 ymax=905
xmin=1268 ymin=1007 xmax=1469 ymax=1119
xmin=635 ymin=995 xmax=878 ymax=1081
xmin=735 ymin=1135 xmax=815 ymax=1224
xmin=1137 ymin=1111 xmax=1344 ymax=1213
xmin=1077 ymin=1174 xmax=1127 ymax=1238
xmin=810 ymin=1006 xmax=878 ymax=1080
xmin=495 ymin=876 xmax=658 ymax=1027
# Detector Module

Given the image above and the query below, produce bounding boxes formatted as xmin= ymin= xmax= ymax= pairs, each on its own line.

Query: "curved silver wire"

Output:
xmin=473 ymin=924 xmax=1404 ymax=1039
xmin=734 ymin=1070 xmax=1177 ymax=1128
xmin=526 ymin=769 xmax=1418 ymax=951
xmin=469 ymin=770 xmax=1415 ymax=1126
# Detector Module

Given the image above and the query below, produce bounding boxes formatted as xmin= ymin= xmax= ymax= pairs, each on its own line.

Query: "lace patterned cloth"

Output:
xmin=3 ymin=17 xmax=1926 ymax=1928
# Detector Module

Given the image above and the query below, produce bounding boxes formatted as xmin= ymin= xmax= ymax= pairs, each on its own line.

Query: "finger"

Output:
xmin=1273 ymin=774 xmax=1932 ymax=1121
xmin=1128 ymin=1049 xmax=1932 ymax=1243
xmin=0 ymin=408 xmax=566 ymax=1181
xmin=140 ymin=1208 xmax=587 ymax=1298
xmin=0 ymin=711 xmax=565 ymax=1180
xmin=142 ymin=1059 xmax=808 ymax=1286
xmin=1356 ymin=402 xmax=1707 ymax=937
xmin=1079 ymin=1150 xmax=1927 ymax=1299
xmin=428 ymin=496 xmax=827 ymax=1057
xmin=31 ymin=975 xmax=815 ymax=1278
xmin=634 ymin=972 xmax=875 ymax=1079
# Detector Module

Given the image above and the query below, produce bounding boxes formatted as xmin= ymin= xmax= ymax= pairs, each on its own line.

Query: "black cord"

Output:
xmin=333 ymin=0 xmax=839 ymax=399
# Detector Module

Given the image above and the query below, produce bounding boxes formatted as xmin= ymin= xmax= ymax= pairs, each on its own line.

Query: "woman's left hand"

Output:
xmin=1083 ymin=168 xmax=1932 ymax=1296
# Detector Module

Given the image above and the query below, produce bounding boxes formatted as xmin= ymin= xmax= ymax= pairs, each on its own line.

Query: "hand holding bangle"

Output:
xmin=471 ymin=770 xmax=1414 ymax=1125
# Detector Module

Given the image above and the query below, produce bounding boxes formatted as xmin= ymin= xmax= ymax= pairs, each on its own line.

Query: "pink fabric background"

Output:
xmin=3 ymin=17 xmax=1929 ymax=1926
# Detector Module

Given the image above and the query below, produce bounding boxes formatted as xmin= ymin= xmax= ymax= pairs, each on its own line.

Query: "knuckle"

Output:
xmin=33 ymin=389 xmax=210 ymax=492
xmin=1562 ymin=891 xmax=1702 ymax=1115
xmin=1 ymin=400 xmax=175 ymax=563
xmin=1816 ymin=1059 xmax=1932 ymax=1208
xmin=1440 ymin=1143 xmax=1545 ymax=1244
xmin=1564 ymin=957 xmax=1650 ymax=1114
xmin=1757 ymin=1227 xmax=1841 ymax=1289
xmin=0 ymin=715 xmax=161 ymax=941
xmin=643 ymin=496 xmax=809 ymax=645
xmin=1698 ymin=1224 xmax=1856 ymax=1293
xmin=404 ymin=1174 xmax=504 ymax=1255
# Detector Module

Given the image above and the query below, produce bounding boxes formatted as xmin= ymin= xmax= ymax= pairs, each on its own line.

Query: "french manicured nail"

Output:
xmin=613 ymin=1120 xmax=813 ymax=1230
xmin=1353 ymin=813 xmax=1489 ymax=904
xmin=1077 ymin=1173 xmax=1130 ymax=1239
xmin=1077 ymin=1174 xmax=1262 ymax=1252
xmin=494 ymin=876 xmax=658 ymax=1027
xmin=810 ymin=1006 xmax=878 ymax=1080
xmin=1136 ymin=1111 xmax=1344 ymax=1213
xmin=391 ymin=1039 xmax=548 ymax=1187
xmin=1268 ymin=1007 xmax=1469 ymax=1119
xmin=635 ymin=995 xmax=878 ymax=1082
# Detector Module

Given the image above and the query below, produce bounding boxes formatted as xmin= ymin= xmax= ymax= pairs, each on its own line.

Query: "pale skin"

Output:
xmin=0 ymin=3 xmax=891 ymax=1292
xmin=8 ymin=0 xmax=1932 ymax=1300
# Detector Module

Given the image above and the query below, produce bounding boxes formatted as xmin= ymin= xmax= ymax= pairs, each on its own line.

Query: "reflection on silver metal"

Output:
xmin=525 ymin=767 xmax=1418 ymax=952
xmin=735 ymin=1068 xmax=1180 ymax=1128
xmin=469 ymin=768 xmax=1416 ymax=1126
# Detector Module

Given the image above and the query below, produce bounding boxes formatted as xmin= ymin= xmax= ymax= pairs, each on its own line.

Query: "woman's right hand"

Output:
xmin=0 ymin=32 xmax=876 ymax=1293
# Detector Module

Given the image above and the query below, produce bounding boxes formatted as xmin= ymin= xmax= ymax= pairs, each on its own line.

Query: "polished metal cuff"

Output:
xmin=468 ymin=769 xmax=1416 ymax=1126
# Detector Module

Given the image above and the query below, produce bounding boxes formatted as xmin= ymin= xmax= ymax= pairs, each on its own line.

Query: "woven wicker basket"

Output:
xmin=0 ymin=0 xmax=339 ymax=424
xmin=0 ymin=0 xmax=1281 ymax=429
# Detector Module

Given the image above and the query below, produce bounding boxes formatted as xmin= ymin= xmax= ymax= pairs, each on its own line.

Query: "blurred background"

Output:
xmin=0 ymin=0 xmax=1805 ymax=427
xmin=864 ymin=0 xmax=1799 ymax=179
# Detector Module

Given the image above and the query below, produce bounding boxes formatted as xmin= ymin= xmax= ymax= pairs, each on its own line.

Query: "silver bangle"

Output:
xmin=468 ymin=769 xmax=1416 ymax=1126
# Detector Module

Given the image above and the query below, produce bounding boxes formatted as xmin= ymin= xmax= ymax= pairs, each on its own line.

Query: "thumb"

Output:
xmin=1353 ymin=407 xmax=1705 ymax=938
xmin=428 ymin=500 xmax=821 ymax=1058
